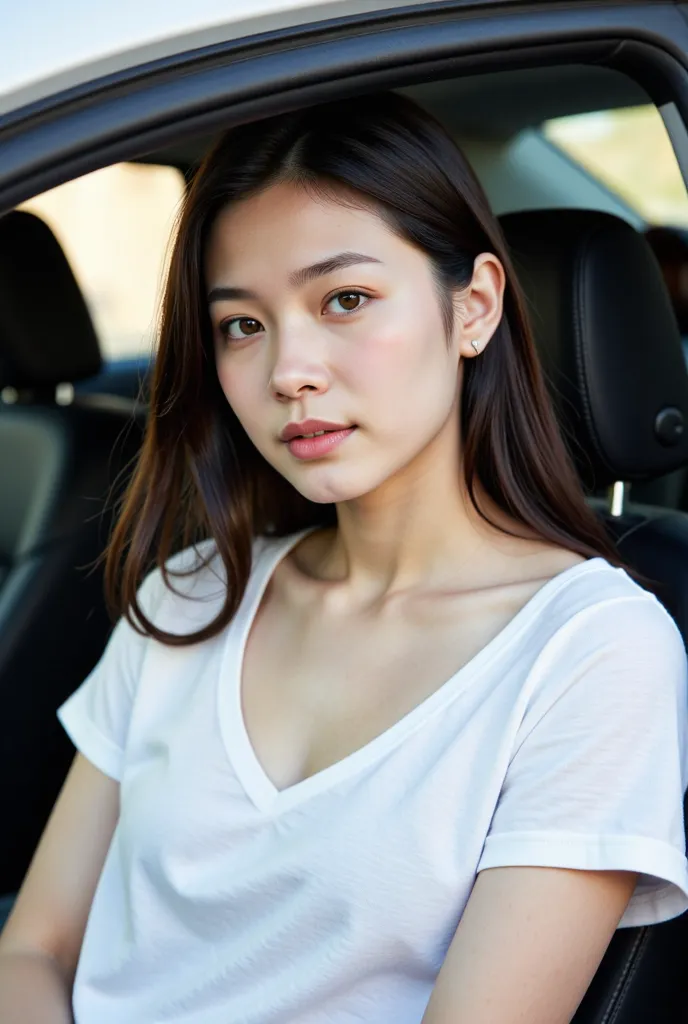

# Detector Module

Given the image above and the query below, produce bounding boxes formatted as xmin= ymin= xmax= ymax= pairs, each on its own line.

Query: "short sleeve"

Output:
xmin=56 ymin=569 xmax=163 ymax=782
xmin=477 ymin=595 xmax=688 ymax=927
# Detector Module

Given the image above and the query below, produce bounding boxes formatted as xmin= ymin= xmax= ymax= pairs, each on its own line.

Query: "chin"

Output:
xmin=288 ymin=467 xmax=388 ymax=506
xmin=291 ymin=482 xmax=360 ymax=505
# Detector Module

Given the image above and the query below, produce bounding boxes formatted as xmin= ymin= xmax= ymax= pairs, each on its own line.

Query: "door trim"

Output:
xmin=1 ymin=2 xmax=687 ymax=210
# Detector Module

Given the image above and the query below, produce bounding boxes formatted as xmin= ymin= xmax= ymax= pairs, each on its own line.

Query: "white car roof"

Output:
xmin=1 ymin=0 xmax=427 ymax=117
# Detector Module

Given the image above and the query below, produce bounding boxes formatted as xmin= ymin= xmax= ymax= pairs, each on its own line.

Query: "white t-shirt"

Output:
xmin=57 ymin=526 xmax=688 ymax=1024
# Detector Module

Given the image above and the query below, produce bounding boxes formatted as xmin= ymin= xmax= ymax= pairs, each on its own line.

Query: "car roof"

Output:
xmin=0 ymin=0 xmax=447 ymax=117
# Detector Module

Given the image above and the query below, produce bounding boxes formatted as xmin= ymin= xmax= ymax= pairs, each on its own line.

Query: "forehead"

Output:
xmin=205 ymin=181 xmax=396 ymax=268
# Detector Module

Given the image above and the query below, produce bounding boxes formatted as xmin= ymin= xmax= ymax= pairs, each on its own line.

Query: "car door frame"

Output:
xmin=2 ymin=2 xmax=688 ymax=214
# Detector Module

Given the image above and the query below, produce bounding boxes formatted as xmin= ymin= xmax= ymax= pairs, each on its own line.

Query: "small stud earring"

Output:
xmin=470 ymin=339 xmax=480 ymax=355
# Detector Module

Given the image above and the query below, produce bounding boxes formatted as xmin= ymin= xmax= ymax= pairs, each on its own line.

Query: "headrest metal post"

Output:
xmin=609 ymin=481 xmax=626 ymax=518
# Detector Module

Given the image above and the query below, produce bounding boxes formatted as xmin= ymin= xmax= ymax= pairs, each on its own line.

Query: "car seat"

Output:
xmin=640 ymin=225 xmax=688 ymax=510
xmin=499 ymin=208 xmax=688 ymax=1022
xmin=0 ymin=210 xmax=145 ymax=895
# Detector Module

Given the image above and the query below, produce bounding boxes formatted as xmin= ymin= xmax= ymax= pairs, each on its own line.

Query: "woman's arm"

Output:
xmin=421 ymin=865 xmax=638 ymax=1024
xmin=0 ymin=753 xmax=120 ymax=1022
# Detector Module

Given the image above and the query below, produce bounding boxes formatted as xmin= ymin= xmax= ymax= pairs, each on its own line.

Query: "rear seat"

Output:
xmin=0 ymin=210 xmax=144 ymax=896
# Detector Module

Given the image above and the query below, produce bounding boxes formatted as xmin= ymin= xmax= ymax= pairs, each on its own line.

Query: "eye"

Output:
xmin=324 ymin=290 xmax=370 ymax=315
xmin=219 ymin=317 xmax=264 ymax=342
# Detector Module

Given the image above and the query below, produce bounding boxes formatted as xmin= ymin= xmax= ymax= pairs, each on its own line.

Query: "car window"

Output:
xmin=543 ymin=104 xmax=688 ymax=227
xmin=18 ymin=162 xmax=184 ymax=359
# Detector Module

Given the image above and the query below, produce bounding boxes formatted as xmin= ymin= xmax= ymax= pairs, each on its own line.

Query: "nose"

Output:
xmin=269 ymin=320 xmax=330 ymax=401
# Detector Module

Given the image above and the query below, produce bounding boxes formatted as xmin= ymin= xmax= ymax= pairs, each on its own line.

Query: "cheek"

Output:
xmin=348 ymin=302 xmax=454 ymax=424
xmin=215 ymin=357 xmax=265 ymax=434
xmin=215 ymin=358 xmax=231 ymax=400
xmin=215 ymin=360 xmax=239 ymax=415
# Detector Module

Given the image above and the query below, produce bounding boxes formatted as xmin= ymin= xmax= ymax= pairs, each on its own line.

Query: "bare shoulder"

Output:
xmin=482 ymin=528 xmax=588 ymax=591
xmin=514 ymin=539 xmax=588 ymax=582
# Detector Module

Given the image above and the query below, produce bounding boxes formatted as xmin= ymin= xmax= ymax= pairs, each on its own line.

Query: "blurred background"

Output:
xmin=20 ymin=162 xmax=185 ymax=360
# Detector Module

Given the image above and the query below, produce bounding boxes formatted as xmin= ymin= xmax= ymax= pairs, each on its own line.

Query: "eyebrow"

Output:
xmin=207 ymin=251 xmax=382 ymax=304
xmin=288 ymin=251 xmax=382 ymax=288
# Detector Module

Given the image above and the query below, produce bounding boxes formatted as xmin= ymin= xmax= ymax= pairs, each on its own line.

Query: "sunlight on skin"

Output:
xmin=421 ymin=866 xmax=638 ymax=1024
xmin=202 ymin=179 xmax=564 ymax=602
xmin=206 ymin=180 xmax=481 ymax=510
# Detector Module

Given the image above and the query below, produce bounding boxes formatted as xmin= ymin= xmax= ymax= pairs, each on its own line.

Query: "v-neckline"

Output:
xmin=217 ymin=527 xmax=610 ymax=815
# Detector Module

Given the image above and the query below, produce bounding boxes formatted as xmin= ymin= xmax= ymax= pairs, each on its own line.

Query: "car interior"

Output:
xmin=2 ymin=57 xmax=688 ymax=1020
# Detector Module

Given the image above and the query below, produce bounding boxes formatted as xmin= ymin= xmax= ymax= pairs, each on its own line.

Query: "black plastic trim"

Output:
xmin=0 ymin=2 xmax=687 ymax=212
xmin=0 ymin=0 xmax=647 ymax=133
xmin=0 ymin=1 xmax=542 ymax=133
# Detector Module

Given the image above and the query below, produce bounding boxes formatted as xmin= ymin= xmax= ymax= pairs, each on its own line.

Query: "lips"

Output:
xmin=280 ymin=419 xmax=354 ymax=442
xmin=285 ymin=426 xmax=357 ymax=461
xmin=295 ymin=428 xmax=335 ymax=438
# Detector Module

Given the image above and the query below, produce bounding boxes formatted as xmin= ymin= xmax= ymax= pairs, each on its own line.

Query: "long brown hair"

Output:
xmin=105 ymin=90 xmax=625 ymax=645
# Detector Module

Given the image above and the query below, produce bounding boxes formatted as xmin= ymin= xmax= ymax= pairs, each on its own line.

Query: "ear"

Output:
xmin=454 ymin=253 xmax=506 ymax=359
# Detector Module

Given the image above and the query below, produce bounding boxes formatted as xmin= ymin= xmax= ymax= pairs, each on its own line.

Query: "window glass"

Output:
xmin=543 ymin=105 xmax=688 ymax=226
xmin=19 ymin=162 xmax=184 ymax=359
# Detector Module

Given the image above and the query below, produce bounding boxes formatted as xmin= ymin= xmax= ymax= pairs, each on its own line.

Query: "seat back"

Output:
xmin=499 ymin=208 xmax=688 ymax=1022
xmin=0 ymin=210 xmax=144 ymax=894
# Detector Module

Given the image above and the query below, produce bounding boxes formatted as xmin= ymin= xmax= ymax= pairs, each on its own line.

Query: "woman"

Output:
xmin=1 ymin=91 xmax=687 ymax=1024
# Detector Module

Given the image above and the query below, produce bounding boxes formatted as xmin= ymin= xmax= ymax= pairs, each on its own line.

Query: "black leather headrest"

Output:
xmin=499 ymin=209 xmax=688 ymax=489
xmin=644 ymin=225 xmax=688 ymax=335
xmin=0 ymin=210 xmax=101 ymax=390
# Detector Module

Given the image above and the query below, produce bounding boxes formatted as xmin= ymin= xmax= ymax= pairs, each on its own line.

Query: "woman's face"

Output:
xmin=205 ymin=180 xmax=476 ymax=505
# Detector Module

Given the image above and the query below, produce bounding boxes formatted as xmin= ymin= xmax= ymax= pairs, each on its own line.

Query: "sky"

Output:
xmin=0 ymin=0 xmax=407 ymax=112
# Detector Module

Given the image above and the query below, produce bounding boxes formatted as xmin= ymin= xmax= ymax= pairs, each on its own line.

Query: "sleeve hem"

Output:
xmin=57 ymin=701 xmax=123 ymax=782
xmin=477 ymin=831 xmax=688 ymax=927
